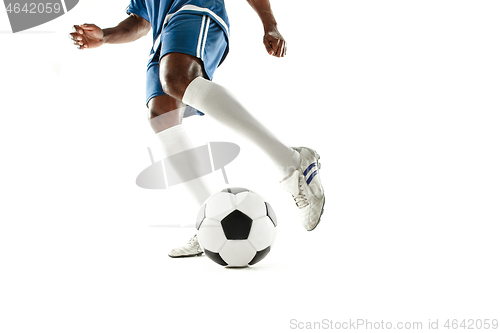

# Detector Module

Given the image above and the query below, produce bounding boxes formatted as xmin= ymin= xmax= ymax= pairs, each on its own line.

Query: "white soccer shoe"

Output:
xmin=168 ymin=234 xmax=203 ymax=258
xmin=280 ymin=147 xmax=325 ymax=231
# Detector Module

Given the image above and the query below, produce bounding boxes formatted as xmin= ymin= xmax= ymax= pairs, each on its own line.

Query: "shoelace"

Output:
xmin=188 ymin=235 xmax=198 ymax=246
xmin=293 ymin=175 xmax=309 ymax=209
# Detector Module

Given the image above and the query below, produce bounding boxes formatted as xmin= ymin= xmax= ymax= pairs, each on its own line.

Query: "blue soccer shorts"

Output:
xmin=145 ymin=13 xmax=229 ymax=117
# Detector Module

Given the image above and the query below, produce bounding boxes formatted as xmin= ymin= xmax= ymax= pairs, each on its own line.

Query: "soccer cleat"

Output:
xmin=280 ymin=147 xmax=325 ymax=231
xmin=168 ymin=234 xmax=203 ymax=258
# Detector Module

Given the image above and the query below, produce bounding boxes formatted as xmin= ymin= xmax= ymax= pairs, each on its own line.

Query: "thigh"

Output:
xmin=146 ymin=62 xmax=201 ymax=118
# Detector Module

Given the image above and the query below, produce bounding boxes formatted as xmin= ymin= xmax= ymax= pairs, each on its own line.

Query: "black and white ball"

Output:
xmin=196 ymin=187 xmax=277 ymax=267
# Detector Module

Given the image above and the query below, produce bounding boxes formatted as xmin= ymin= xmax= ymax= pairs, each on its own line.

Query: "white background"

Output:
xmin=1 ymin=1 xmax=499 ymax=332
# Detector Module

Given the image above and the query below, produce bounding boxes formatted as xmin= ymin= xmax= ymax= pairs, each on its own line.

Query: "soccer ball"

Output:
xmin=196 ymin=187 xmax=277 ymax=267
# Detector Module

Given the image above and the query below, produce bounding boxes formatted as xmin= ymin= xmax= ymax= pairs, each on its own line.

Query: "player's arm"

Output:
xmin=69 ymin=14 xmax=150 ymax=50
xmin=246 ymin=0 xmax=286 ymax=57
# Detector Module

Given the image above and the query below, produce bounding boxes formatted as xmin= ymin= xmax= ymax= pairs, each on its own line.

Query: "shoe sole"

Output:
xmin=168 ymin=252 xmax=204 ymax=258
xmin=307 ymin=195 xmax=325 ymax=231
xmin=300 ymin=147 xmax=325 ymax=231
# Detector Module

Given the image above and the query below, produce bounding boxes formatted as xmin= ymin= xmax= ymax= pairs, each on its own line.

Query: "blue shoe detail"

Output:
xmin=306 ymin=170 xmax=318 ymax=185
xmin=303 ymin=162 xmax=317 ymax=177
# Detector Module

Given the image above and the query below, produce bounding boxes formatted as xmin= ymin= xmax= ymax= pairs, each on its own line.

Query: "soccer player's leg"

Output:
xmin=145 ymin=61 xmax=216 ymax=257
xmin=147 ymin=91 xmax=209 ymax=258
xmin=147 ymin=64 xmax=218 ymax=205
xmin=181 ymin=75 xmax=325 ymax=230
xmin=160 ymin=14 xmax=325 ymax=230
xmin=159 ymin=16 xmax=301 ymax=178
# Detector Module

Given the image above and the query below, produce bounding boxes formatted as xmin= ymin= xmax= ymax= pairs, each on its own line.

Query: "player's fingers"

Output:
xmin=71 ymin=32 xmax=88 ymax=49
xmin=280 ymin=40 xmax=287 ymax=57
xmin=265 ymin=40 xmax=274 ymax=55
xmin=68 ymin=32 xmax=82 ymax=41
xmin=72 ymin=24 xmax=83 ymax=34
xmin=272 ymin=41 xmax=282 ymax=56
xmin=76 ymin=42 xmax=88 ymax=50
xmin=273 ymin=40 xmax=280 ymax=56
xmin=276 ymin=39 xmax=285 ymax=57
xmin=81 ymin=23 xmax=97 ymax=31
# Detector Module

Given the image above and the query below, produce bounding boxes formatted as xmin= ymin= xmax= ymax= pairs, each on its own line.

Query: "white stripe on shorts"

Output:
xmin=200 ymin=17 xmax=210 ymax=61
xmin=196 ymin=16 xmax=207 ymax=58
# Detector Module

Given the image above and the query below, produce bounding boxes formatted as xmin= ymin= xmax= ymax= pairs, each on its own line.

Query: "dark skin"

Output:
xmin=69 ymin=0 xmax=287 ymax=132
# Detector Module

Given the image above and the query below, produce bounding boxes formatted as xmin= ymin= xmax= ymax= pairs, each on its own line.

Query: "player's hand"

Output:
xmin=263 ymin=27 xmax=287 ymax=57
xmin=69 ymin=24 xmax=104 ymax=50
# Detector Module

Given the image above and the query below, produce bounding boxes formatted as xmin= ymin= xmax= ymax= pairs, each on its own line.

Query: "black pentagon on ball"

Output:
xmin=265 ymin=202 xmax=277 ymax=227
xmin=222 ymin=187 xmax=250 ymax=194
xmin=204 ymin=249 xmax=228 ymax=266
xmin=220 ymin=209 xmax=253 ymax=240
xmin=248 ymin=246 xmax=271 ymax=265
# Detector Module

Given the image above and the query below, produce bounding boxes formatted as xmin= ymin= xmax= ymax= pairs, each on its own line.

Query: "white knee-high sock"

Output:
xmin=182 ymin=77 xmax=300 ymax=178
xmin=156 ymin=124 xmax=218 ymax=206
